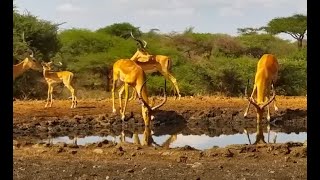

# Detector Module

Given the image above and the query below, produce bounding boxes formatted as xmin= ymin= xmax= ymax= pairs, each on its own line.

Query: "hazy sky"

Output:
xmin=14 ymin=0 xmax=307 ymax=41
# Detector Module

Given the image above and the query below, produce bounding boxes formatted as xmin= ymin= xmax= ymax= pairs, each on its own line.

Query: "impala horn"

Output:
xmin=130 ymin=31 xmax=146 ymax=49
xmin=138 ymin=78 xmax=167 ymax=111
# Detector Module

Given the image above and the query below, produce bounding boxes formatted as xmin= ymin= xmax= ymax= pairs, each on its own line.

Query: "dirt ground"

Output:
xmin=13 ymin=96 xmax=307 ymax=180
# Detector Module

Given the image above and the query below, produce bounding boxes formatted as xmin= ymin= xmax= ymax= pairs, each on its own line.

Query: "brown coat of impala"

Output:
xmin=244 ymin=54 xmax=279 ymax=123
xmin=41 ymin=61 xmax=77 ymax=108
xmin=122 ymin=32 xmax=181 ymax=100
xmin=111 ymin=59 xmax=167 ymax=127
xmin=13 ymin=54 xmax=42 ymax=80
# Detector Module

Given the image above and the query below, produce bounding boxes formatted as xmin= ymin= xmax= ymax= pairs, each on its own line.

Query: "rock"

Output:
xmin=223 ymin=149 xmax=234 ymax=157
xmin=177 ymin=155 xmax=188 ymax=163
xmin=101 ymin=140 xmax=109 ymax=144
xmin=56 ymin=147 xmax=64 ymax=153
xmin=56 ymin=142 xmax=67 ymax=148
xmin=68 ymin=144 xmax=79 ymax=148
xmin=70 ymin=150 xmax=77 ymax=154
xmin=125 ymin=169 xmax=134 ymax=173
xmin=191 ymin=162 xmax=202 ymax=168
xmin=32 ymin=144 xmax=42 ymax=148
xmin=73 ymin=115 xmax=84 ymax=120
xmin=93 ymin=149 xmax=103 ymax=154
xmin=13 ymin=140 xmax=20 ymax=147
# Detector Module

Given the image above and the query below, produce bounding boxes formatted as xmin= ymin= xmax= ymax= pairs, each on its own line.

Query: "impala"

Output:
xmin=112 ymin=59 xmax=167 ymax=126
xmin=13 ymin=51 xmax=42 ymax=80
xmin=244 ymin=124 xmax=277 ymax=145
xmin=244 ymin=54 xmax=279 ymax=123
xmin=41 ymin=61 xmax=77 ymax=108
xmin=120 ymin=32 xmax=181 ymax=100
xmin=14 ymin=32 xmax=42 ymax=80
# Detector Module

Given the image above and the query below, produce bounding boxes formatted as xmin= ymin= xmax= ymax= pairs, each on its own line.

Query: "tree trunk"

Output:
xmin=297 ymin=38 xmax=303 ymax=49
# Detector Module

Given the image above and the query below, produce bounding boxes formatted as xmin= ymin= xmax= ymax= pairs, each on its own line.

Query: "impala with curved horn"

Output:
xmin=112 ymin=59 xmax=167 ymax=126
xmin=13 ymin=33 xmax=42 ymax=80
xmin=244 ymin=54 xmax=279 ymax=123
xmin=41 ymin=61 xmax=77 ymax=108
xmin=123 ymin=32 xmax=181 ymax=100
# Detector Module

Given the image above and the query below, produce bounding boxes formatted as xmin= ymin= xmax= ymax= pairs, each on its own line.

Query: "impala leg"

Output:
xmin=45 ymin=84 xmax=51 ymax=108
xmin=267 ymin=123 xmax=270 ymax=143
xmin=65 ymin=84 xmax=76 ymax=108
xmin=271 ymin=84 xmax=279 ymax=111
xmin=120 ymin=130 xmax=125 ymax=143
xmin=244 ymin=129 xmax=251 ymax=145
xmin=244 ymin=85 xmax=257 ymax=117
xmin=118 ymin=85 xmax=125 ymax=111
xmin=267 ymin=104 xmax=271 ymax=122
xmin=160 ymin=71 xmax=181 ymax=100
xmin=121 ymin=83 xmax=129 ymax=121
xmin=129 ymin=88 xmax=137 ymax=101
xmin=133 ymin=130 xmax=141 ymax=145
xmin=273 ymin=132 xmax=278 ymax=143
xmin=112 ymin=79 xmax=117 ymax=113
xmin=49 ymin=86 xmax=54 ymax=107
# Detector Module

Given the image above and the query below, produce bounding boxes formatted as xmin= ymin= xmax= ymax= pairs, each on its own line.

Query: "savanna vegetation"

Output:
xmin=13 ymin=6 xmax=307 ymax=100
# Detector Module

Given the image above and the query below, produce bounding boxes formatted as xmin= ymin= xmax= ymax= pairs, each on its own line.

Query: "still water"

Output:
xmin=44 ymin=131 xmax=307 ymax=150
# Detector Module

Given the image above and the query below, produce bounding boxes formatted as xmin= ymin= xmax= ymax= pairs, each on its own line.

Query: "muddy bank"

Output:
xmin=13 ymin=97 xmax=307 ymax=180
xmin=13 ymin=108 xmax=306 ymax=141
xmin=13 ymin=139 xmax=307 ymax=180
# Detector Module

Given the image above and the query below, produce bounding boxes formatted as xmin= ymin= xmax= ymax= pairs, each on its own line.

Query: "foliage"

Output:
xmin=13 ymin=8 xmax=61 ymax=99
xmin=276 ymin=59 xmax=307 ymax=95
xmin=265 ymin=14 xmax=307 ymax=49
xmin=12 ymin=7 xmax=307 ymax=99
xmin=13 ymin=11 xmax=61 ymax=60
xmin=96 ymin=22 xmax=142 ymax=39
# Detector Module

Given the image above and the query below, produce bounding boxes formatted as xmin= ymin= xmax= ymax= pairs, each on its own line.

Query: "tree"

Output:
xmin=13 ymin=7 xmax=62 ymax=99
xmin=13 ymin=11 xmax=61 ymax=60
xmin=237 ymin=27 xmax=265 ymax=35
xmin=265 ymin=14 xmax=307 ymax=49
xmin=96 ymin=22 xmax=142 ymax=39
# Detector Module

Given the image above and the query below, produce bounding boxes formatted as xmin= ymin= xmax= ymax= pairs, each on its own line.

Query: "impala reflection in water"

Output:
xmin=43 ymin=123 xmax=307 ymax=150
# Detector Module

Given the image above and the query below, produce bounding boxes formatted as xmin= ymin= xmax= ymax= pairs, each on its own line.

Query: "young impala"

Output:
xmin=244 ymin=54 xmax=279 ymax=123
xmin=112 ymin=59 xmax=167 ymax=127
xmin=41 ymin=61 xmax=77 ymax=108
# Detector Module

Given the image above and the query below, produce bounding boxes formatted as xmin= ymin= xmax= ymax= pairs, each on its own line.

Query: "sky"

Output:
xmin=14 ymin=0 xmax=307 ymax=41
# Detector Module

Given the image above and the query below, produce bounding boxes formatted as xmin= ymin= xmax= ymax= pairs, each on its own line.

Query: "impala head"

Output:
xmin=138 ymin=78 xmax=167 ymax=126
xmin=22 ymin=51 xmax=42 ymax=71
xmin=41 ymin=61 xmax=54 ymax=71
xmin=245 ymin=80 xmax=276 ymax=122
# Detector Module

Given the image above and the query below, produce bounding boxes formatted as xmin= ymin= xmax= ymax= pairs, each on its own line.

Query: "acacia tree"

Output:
xmin=96 ymin=22 xmax=142 ymax=39
xmin=265 ymin=14 xmax=307 ymax=49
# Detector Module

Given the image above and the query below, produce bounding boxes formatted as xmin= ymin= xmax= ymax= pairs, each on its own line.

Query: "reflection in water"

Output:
xmin=244 ymin=123 xmax=275 ymax=145
xmin=119 ymin=126 xmax=177 ymax=148
xmin=43 ymin=124 xmax=306 ymax=150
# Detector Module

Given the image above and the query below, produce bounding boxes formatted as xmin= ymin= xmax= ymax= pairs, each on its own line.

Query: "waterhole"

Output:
xmin=41 ymin=129 xmax=307 ymax=150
